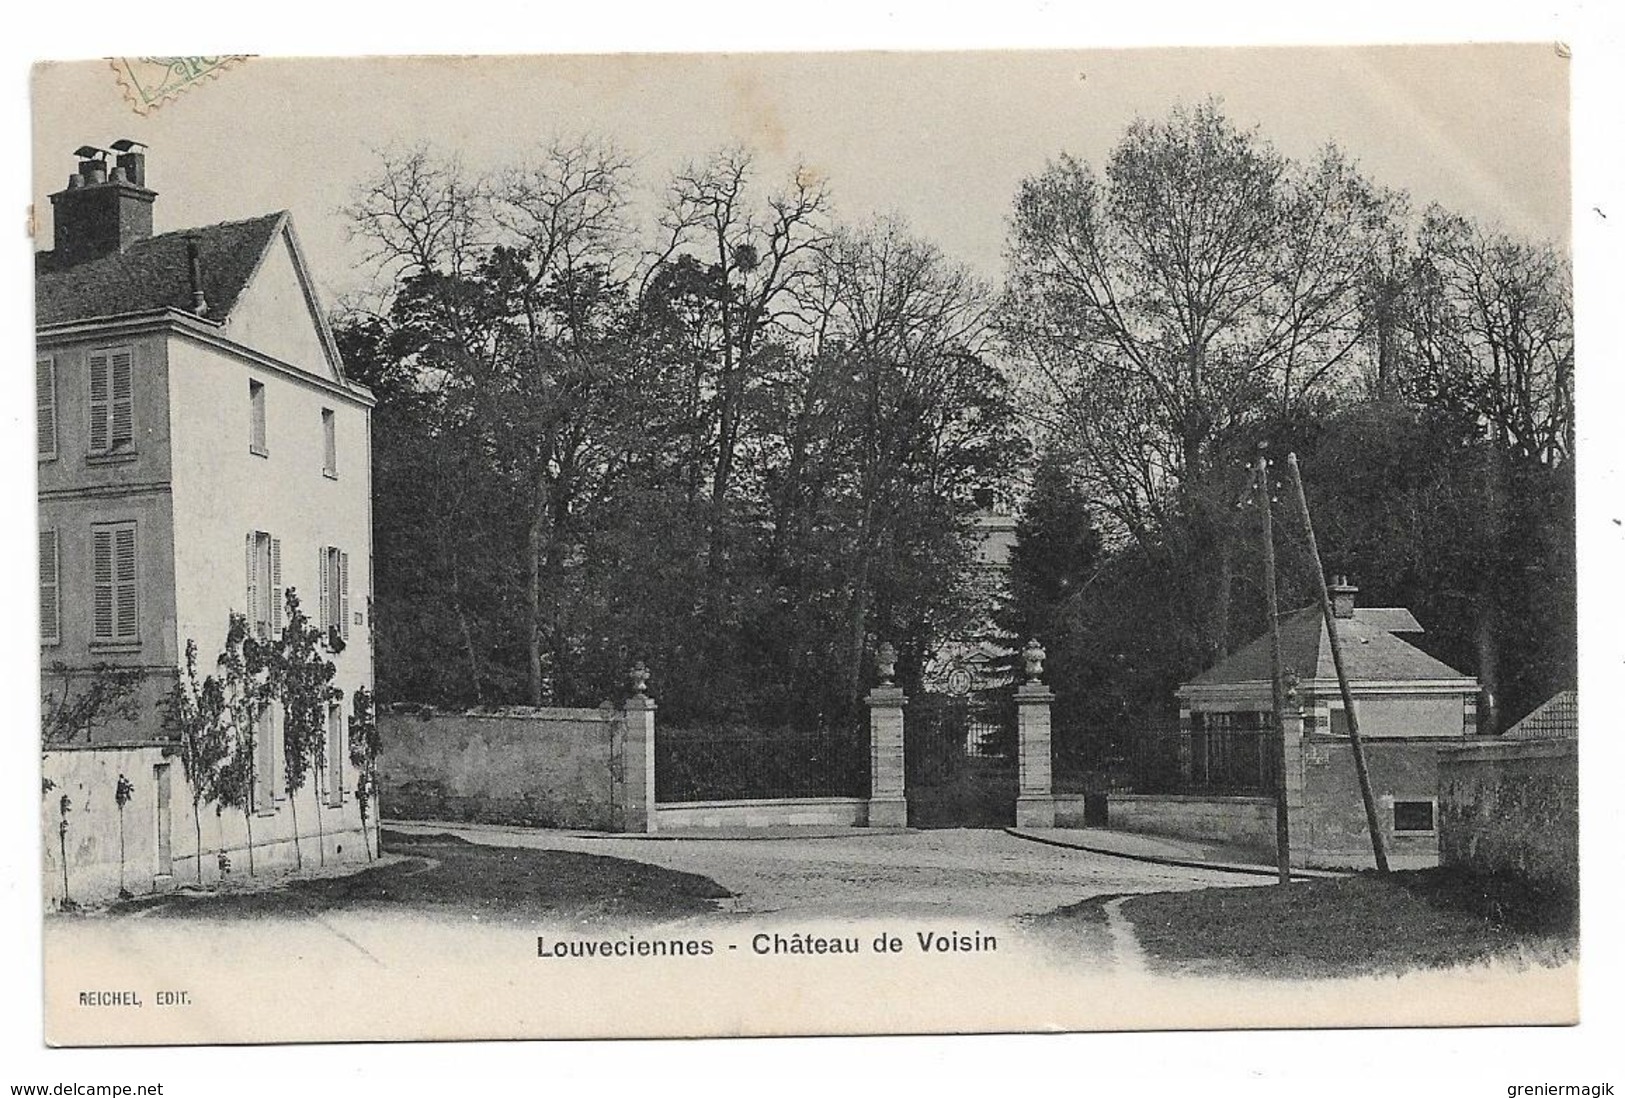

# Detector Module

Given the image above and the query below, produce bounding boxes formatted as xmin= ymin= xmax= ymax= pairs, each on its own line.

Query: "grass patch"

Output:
xmin=1119 ymin=867 xmax=1576 ymax=979
xmin=113 ymin=829 xmax=733 ymax=923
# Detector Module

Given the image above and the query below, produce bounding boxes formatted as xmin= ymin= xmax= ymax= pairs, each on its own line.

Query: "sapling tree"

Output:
xmin=114 ymin=773 xmax=135 ymax=899
xmin=348 ymin=686 xmax=381 ymax=860
xmin=266 ymin=590 xmax=342 ymax=870
xmin=160 ymin=639 xmax=231 ymax=885
xmin=216 ymin=613 xmax=271 ymax=876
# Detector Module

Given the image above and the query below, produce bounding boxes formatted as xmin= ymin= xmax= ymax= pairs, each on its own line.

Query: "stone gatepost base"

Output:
xmin=1015 ymin=794 xmax=1056 ymax=828
xmin=868 ymin=796 xmax=908 ymax=828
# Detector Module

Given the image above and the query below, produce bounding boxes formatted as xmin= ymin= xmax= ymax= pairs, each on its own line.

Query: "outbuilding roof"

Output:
xmin=1502 ymin=690 xmax=1577 ymax=740
xmin=35 ymin=212 xmax=286 ymax=327
xmin=1185 ymin=605 xmax=1472 ymax=688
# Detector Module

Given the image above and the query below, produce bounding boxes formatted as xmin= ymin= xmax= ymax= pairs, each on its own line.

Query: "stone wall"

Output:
xmin=1104 ymin=793 xmax=1277 ymax=854
xmin=1438 ymin=738 xmax=1578 ymax=893
xmin=1298 ymin=736 xmax=1442 ymax=865
xmin=653 ymin=797 xmax=868 ymax=829
xmin=42 ymin=742 xmax=370 ymax=910
xmin=379 ymin=705 xmax=653 ymax=832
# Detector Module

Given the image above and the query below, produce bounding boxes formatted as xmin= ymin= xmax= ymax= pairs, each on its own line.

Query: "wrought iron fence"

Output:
xmin=655 ymin=725 xmax=869 ymax=803
xmin=1054 ymin=726 xmax=1279 ymax=796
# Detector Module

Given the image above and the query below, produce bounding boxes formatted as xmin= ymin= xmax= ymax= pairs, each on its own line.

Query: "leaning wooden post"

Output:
xmin=1285 ymin=453 xmax=1389 ymax=873
xmin=1255 ymin=452 xmax=1293 ymax=885
xmin=866 ymin=643 xmax=909 ymax=828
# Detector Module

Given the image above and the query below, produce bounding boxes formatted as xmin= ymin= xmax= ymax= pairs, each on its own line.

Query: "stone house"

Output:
xmin=1111 ymin=578 xmax=1480 ymax=866
xmin=37 ymin=142 xmax=375 ymax=906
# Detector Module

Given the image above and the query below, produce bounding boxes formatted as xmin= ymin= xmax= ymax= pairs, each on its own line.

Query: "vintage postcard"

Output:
xmin=30 ymin=47 xmax=1580 ymax=1048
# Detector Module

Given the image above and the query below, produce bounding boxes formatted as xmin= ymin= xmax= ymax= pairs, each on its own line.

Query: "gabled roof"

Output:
xmin=1503 ymin=690 xmax=1577 ymax=740
xmin=35 ymin=213 xmax=286 ymax=328
xmin=1185 ymin=606 xmax=1471 ymax=688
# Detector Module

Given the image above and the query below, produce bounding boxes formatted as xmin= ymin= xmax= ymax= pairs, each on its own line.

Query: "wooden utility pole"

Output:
xmin=1255 ymin=451 xmax=1292 ymax=885
xmin=1285 ymin=453 xmax=1390 ymax=873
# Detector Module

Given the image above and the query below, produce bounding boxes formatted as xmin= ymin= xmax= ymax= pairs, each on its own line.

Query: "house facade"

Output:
xmin=37 ymin=143 xmax=375 ymax=906
xmin=1109 ymin=578 xmax=1481 ymax=866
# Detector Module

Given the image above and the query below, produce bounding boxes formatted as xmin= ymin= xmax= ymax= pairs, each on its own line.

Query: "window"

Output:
xmin=39 ymin=529 xmax=60 ymax=645
xmin=37 ymin=356 xmax=57 ymax=460
xmin=1329 ymin=703 xmax=1356 ymax=737
xmin=249 ymin=379 xmax=268 ymax=455
xmin=246 ymin=531 xmax=283 ymax=639
xmin=88 ymin=347 xmax=135 ymax=456
xmin=321 ymin=408 xmax=337 ymax=478
xmin=1393 ymin=800 xmax=1436 ymax=834
xmin=326 ymin=704 xmax=345 ymax=807
xmin=254 ymin=704 xmax=278 ymax=811
xmin=319 ymin=545 xmax=350 ymax=641
xmin=91 ymin=522 xmax=138 ymax=644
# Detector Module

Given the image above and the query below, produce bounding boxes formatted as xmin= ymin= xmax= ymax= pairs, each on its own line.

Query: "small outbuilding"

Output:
xmin=1113 ymin=578 xmax=1481 ymax=867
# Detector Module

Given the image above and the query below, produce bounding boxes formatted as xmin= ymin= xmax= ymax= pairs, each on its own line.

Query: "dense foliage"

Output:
xmin=341 ymin=144 xmax=1025 ymax=727
xmin=999 ymin=101 xmax=1574 ymax=734
xmin=345 ymin=103 xmax=1573 ymax=736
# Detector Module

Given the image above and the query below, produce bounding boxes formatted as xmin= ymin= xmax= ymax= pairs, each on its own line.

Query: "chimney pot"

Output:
xmin=1329 ymin=575 xmax=1358 ymax=619
xmin=49 ymin=144 xmax=157 ymax=264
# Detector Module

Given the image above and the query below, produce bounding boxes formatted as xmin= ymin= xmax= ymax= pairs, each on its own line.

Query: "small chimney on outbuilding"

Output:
xmin=1330 ymin=575 xmax=1358 ymax=619
xmin=49 ymin=140 xmax=157 ymax=265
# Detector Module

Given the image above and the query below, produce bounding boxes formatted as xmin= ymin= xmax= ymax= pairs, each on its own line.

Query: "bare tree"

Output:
xmin=1405 ymin=208 xmax=1574 ymax=466
xmin=649 ymin=149 xmax=830 ymax=563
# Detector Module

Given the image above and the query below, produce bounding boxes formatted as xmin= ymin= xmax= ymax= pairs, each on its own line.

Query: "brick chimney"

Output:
xmin=48 ymin=141 xmax=156 ymax=266
xmin=1329 ymin=574 xmax=1357 ymax=619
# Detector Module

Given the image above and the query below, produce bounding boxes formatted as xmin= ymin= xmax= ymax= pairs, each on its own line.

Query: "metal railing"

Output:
xmin=1054 ymin=727 xmax=1279 ymax=796
xmin=655 ymin=725 xmax=869 ymax=803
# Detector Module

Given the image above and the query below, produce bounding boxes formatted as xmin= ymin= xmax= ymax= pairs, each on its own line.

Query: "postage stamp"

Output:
xmin=109 ymin=56 xmax=249 ymax=115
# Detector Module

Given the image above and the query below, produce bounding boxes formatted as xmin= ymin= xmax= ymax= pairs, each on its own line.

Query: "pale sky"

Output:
xmin=32 ymin=46 xmax=1570 ymax=306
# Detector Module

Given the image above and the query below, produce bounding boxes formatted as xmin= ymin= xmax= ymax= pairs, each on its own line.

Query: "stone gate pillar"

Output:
xmin=866 ymin=642 xmax=909 ymax=828
xmin=1281 ymin=696 xmax=1306 ymax=865
xmin=621 ymin=663 xmax=658 ymax=834
xmin=1016 ymin=638 xmax=1056 ymax=828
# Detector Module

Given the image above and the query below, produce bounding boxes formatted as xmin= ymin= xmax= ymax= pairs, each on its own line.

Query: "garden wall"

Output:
xmin=1438 ymin=738 xmax=1578 ymax=893
xmin=1297 ymin=736 xmax=1442 ymax=866
xmin=42 ymin=742 xmax=371 ymax=910
xmin=378 ymin=703 xmax=654 ymax=832
xmin=653 ymin=796 xmax=867 ymax=829
xmin=1104 ymin=792 xmax=1276 ymax=854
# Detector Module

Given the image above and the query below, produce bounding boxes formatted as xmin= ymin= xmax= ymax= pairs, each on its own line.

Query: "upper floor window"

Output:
xmin=321 ymin=408 xmax=337 ymax=478
xmin=246 ymin=530 xmax=283 ymax=639
xmin=88 ymin=347 xmax=135 ymax=457
xmin=37 ymin=356 xmax=57 ymax=461
xmin=319 ymin=545 xmax=350 ymax=641
xmin=39 ymin=529 xmax=60 ymax=645
xmin=91 ymin=521 xmax=139 ymax=645
xmin=249 ymin=380 xmax=268 ymax=456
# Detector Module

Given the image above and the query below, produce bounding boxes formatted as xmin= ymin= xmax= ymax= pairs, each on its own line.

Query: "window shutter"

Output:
xmin=114 ymin=525 xmax=138 ymax=640
xmin=269 ymin=537 xmax=283 ymax=634
xmin=37 ymin=357 xmax=57 ymax=459
xmin=92 ymin=528 xmax=114 ymax=641
xmin=245 ymin=532 xmax=259 ymax=628
xmin=339 ymin=551 xmax=350 ymax=640
xmin=318 ymin=546 xmax=331 ymax=632
xmin=88 ymin=351 xmax=110 ymax=454
xmin=110 ymin=349 xmax=135 ymax=450
xmin=322 ymin=409 xmax=337 ymax=476
xmin=39 ymin=530 xmax=60 ymax=644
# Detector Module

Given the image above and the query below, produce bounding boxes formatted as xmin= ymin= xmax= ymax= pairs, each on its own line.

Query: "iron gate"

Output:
xmin=904 ymin=690 xmax=1016 ymax=828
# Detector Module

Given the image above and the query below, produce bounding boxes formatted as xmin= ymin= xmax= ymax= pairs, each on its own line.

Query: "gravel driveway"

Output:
xmin=391 ymin=822 xmax=1267 ymax=921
